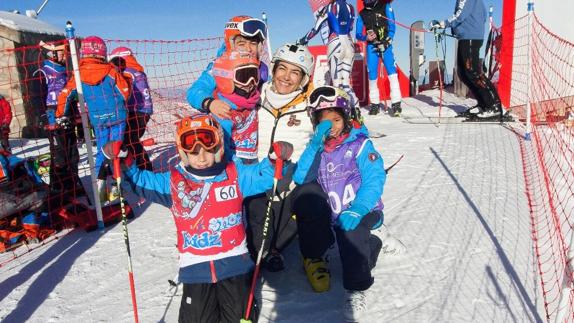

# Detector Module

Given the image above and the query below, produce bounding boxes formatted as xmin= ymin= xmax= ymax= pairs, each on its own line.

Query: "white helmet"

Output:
xmin=271 ymin=43 xmax=315 ymax=87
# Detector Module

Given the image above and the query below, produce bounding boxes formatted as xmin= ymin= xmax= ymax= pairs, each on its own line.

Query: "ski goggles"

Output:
xmin=179 ymin=128 xmax=220 ymax=153
xmin=235 ymin=18 xmax=267 ymax=41
xmin=308 ymin=85 xmax=349 ymax=110
xmin=234 ymin=65 xmax=260 ymax=87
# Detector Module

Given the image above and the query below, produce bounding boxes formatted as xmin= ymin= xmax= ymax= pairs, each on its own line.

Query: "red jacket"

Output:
xmin=0 ymin=98 xmax=12 ymax=126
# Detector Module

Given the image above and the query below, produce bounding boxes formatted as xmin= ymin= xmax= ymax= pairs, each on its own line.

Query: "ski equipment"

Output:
xmin=271 ymin=44 xmax=315 ymax=87
xmin=79 ymin=36 xmax=107 ymax=60
xmin=175 ymin=114 xmax=225 ymax=163
xmin=212 ymin=51 xmax=260 ymax=95
xmin=224 ymin=16 xmax=267 ymax=50
xmin=307 ymin=85 xmax=352 ymax=127
xmin=109 ymin=46 xmax=133 ymax=59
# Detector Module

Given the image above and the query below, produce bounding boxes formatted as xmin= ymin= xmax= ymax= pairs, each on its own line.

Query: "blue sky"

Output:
xmin=2 ymin=0 xmax=503 ymax=76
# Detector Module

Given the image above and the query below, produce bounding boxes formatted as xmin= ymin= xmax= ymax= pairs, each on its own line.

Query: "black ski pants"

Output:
xmin=457 ymin=39 xmax=502 ymax=111
xmin=124 ymin=112 xmax=152 ymax=171
xmin=178 ymin=273 xmax=258 ymax=323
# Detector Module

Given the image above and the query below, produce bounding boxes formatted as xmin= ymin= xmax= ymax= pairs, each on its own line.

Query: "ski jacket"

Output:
xmin=186 ymin=44 xmax=269 ymax=111
xmin=123 ymin=56 xmax=154 ymax=115
xmin=302 ymin=0 xmax=355 ymax=43
xmin=56 ymin=58 xmax=130 ymax=127
xmin=445 ymin=0 xmax=487 ymax=40
xmin=257 ymin=82 xmax=315 ymax=161
xmin=0 ymin=98 xmax=12 ymax=127
xmin=124 ymin=158 xmax=276 ymax=284
xmin=216 ymin=93 xmax=260 ymax=161
xmin=294 ymin=126 xmax=386 ymax=221
xmin=356 ymin=2 xmax=396 ymax=42
xmin=36 ymin=60 xmax=68 ymax=106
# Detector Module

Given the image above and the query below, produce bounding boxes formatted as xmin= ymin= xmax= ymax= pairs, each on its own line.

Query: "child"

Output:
xmin=56 ymin=36 xmax=130 ymax=204
xmin=109 ymin=47 xmax=154 ymax=171
xmin=116 ymin=113 xmax=293 ymax=323
xmin=211 ymin=51 xmax=261 ymax=163
xmin=294 ymin=86 xmax=386 ymax=321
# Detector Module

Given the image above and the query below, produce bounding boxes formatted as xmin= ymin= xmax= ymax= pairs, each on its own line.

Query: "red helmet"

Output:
xmin=224 ymin=15 xmax=267 ymax=50
xmin=175 ymin=114 xmax=225 ymax=163
xmin=80 ymin=36 xmax=107 ymax=60
xmin=212 ymin=51 xmax=259 ymax=95
xmin=109 ymin=46 xmax=133 ymax=59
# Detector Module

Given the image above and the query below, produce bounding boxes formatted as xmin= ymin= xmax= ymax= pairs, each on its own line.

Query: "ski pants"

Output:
xmin=457 ymin=39 xmax=502 ymax=111
xmin=94 ymin=122 xmax=125 ymax=180
xmin=366 ymin=43 xmax=402 ymax=105
xmin=48 ymin=126 xmax=84 ymax=204
xmin=178 ymin=272 xmax=258 ymax=323
xmin=124 ymin=112 xmax=152 ymax=171
xmin=296 ymin=187 xmax=383 ymax=291
xmin=328 ymin=35 xmax=359 ymax=106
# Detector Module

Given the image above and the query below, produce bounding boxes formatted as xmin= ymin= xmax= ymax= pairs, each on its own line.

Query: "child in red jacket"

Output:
xmin=0 ymin=95 xmax=12 ymax=152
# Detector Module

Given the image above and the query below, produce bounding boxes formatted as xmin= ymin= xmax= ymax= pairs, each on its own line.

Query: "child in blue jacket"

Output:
xmin=294 ymin=85 xmax=385 ymax=321
xmin=117 ymin=113 xmax=292 ymax=322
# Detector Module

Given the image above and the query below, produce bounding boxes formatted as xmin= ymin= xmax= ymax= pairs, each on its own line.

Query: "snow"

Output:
xmin=0 ymin=89 xmax=545 ymax=322
xmin=0 ymin=11 xmax=63 ymax=36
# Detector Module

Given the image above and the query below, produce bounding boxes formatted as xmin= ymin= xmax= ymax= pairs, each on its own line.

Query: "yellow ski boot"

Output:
xmin=303 ymin=257 xmax=330 ymax=293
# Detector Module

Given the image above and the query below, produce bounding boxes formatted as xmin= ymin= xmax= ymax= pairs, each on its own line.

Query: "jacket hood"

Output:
xmin=79 ymin=58 xmax=113 ymax=85
xmin=124 ymin=56 xmax=144 ymax=72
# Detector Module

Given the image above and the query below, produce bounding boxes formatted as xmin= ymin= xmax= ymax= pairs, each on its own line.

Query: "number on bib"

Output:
xmin=214 ymin=185 xmax=238 ymax=202
xmin=328 ymin=184 xmax=356 ymax=214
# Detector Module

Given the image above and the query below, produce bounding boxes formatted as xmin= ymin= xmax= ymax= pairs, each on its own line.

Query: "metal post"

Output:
xmin=525 ymin=2 xmax=534 ymax=141
xmin=65 ymin=21 xmax=105 ymax=229
xmin=261 ymin=12 xmax=273 ymax=61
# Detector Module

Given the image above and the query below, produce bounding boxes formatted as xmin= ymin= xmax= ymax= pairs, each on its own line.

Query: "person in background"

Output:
xmin=0 ymin=95 xmax=12 ymax=152
xmin=356 ymin=0 xmax=402 ymax=116
xmin=430 ymin=0 xmax=508 ymax=120
xmin=109 ymin=46 xmax=154 ymax=171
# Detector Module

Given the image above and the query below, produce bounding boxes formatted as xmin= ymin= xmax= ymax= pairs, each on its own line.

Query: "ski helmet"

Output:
xmin=307 ymin=85 xmax=352 ymax=127
xmin=109 ymin=46 xmax=133 ymax=59
xmin=175 ymin=114 xmax=225 ymax=163
xmin=224 ymin=15 xmax=267 ymax=50
xmin=80 ymin=36 xmax=107 ymax=60
xmin=271 ymin=43 xmax=315 ymax=88
xmin=212 ymin=51 xmax=260 ymax=95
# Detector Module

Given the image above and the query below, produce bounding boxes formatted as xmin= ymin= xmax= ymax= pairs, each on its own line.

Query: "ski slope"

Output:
xmin=0 ymin=89 xmax=545 ymax=322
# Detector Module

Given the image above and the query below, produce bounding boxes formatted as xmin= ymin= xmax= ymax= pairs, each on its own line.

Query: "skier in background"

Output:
xmin=109 ymin=47 xmax=154 ymax=171
xmin=0 ymin=95 xmax=12 ymax=152
xmin=298 ymin=0 xmax=359 ymax=108
xmin=356 ymin=0 xmax=402 ymax=116
xmin=430 ymin=0 xmax=508 ymax=121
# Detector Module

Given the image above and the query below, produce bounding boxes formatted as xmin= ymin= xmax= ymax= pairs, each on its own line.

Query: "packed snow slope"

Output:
xmin=0 ymin=89 xmax=545 ymax=322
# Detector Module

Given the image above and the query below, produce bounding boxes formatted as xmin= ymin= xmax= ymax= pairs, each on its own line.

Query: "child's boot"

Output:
xmin=343 ymin=289 xmax=367 ymax=322
xmin=303 ymin=257 xmax=330 ymax=293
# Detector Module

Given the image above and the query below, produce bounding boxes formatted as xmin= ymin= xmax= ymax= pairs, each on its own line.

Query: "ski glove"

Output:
xmin=56 ymin=116 xmax=72 ymax=130
xmin=269 ymin=141 xmax=294 ymax=161
xmin=102 ymin=141 xmax=127 ymax=160
xmin=337 ymin=204 xmax=370 ymax=231
xmin=429 ymin=20 xmax=446 ymax=32
xmin=310 ymin=120 xmax=332 ymax=150
xmin=297 ymin=37 xmax=308 ymax=46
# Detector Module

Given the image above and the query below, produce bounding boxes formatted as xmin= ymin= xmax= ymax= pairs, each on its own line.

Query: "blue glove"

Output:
xmin=337 ymin=205 xmax=369 ymax=231
xmin=46 ymin=109 xmax=56 ymax=126
xmin=310 ymin=120 xmax=332 ymax=149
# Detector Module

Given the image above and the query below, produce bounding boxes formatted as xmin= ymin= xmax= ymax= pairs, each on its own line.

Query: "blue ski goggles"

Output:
xmin=237 ymin=19 xmax=267 ymax=41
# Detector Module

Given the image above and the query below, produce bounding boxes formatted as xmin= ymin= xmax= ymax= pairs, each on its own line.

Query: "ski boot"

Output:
xmin=343 ymin=289 xmax=368 ymax=322
xmin=368 ymin=103 xmax=380 ymax=115
xmin=303 ymin=257 xmax=330 ymax=293
xmin=108 ymin=181 xmax=120 ymax=204
xmin=457 ymin=105 xmax=482 ymax=118
xmin=263 ymin=250 xmax=285 ymax=272
xmin=391 ymin=102 xmax=402 ymax=117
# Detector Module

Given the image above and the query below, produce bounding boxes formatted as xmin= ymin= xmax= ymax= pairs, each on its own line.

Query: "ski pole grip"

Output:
xmin=274 ymin=158 xmax=283 ymax=180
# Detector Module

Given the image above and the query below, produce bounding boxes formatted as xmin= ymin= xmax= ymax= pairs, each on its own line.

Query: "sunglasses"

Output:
xmin=179 ymin=129 xmax=220 ymax=153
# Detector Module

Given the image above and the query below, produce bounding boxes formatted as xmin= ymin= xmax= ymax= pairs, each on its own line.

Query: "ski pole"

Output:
xmin=242 ymin=156 xmax=284 ymax=323
xmin=385 ymin=154 xmax=404 ymax=174
xmin=110 ymin=142 xmax=140 ymax=323
xmin=433 ymin=29 xmax=444 ymax=124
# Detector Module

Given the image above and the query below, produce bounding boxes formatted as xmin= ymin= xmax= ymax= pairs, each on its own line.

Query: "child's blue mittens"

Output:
xmin=310 ymin=120 xmax=332 ymax=150
xmin=337 ymin=204 xmax=369 ymax=231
